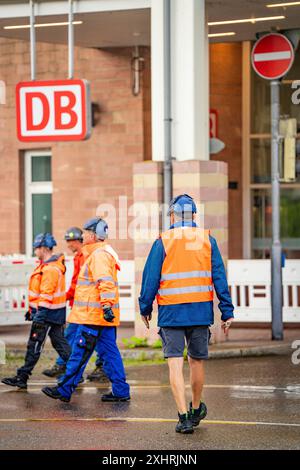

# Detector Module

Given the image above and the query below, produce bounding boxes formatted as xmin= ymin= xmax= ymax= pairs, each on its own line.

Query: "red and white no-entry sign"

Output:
xmin=251 ymin=33 xmax=294 ymax=80
xmin=16 ymin=79 xmax=91 ymax=142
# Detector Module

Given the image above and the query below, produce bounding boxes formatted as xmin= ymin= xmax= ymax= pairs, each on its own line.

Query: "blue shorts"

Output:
xmin=158 ymin=326 xmax=211 ymax=359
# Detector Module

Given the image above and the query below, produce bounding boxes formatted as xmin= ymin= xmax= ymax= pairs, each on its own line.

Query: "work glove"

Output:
xmin=103 ymin=306 xmax=115 ymax=323
xmin=25 ymin=310 xmax=32 ymax=322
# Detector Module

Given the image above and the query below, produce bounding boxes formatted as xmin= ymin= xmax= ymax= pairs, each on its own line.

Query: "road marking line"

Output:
xmin=0 ymin=383 xmax=298 ymax=392
xmin=0 ymin=417 xmax=299 ymax=427
xmin=1 ymin=383 xmax=300 ymax=399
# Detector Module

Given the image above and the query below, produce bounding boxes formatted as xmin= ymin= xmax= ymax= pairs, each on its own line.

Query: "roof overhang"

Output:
xmin=0 ymin=0 xmax=300 ymax=47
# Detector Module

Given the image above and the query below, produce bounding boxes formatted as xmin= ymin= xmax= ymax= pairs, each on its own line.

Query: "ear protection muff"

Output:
xmin=95 ymin=219 xmax=108 ymax=240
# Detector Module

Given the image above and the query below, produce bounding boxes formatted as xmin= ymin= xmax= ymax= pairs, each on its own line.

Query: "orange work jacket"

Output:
xmin=28 ymin=254 xmax=66 ymax=311
xmin=67 ymin=241 xmax=121 ymax=327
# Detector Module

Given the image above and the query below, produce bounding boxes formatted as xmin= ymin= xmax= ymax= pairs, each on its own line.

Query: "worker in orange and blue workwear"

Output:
xmin=2 ymin=233 xmax=71 ymax=390
xmin=41 ymin=218 xmax=130 ymax=403
xmin=139 ymin=194 xmax=234 ymax=434
xmin=42 ymin=226 xmax=109 ymax=383
xmin=42 ymin=227 xmax=86 ymax=378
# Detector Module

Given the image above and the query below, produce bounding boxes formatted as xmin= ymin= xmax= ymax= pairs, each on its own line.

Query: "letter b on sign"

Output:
xmin=16 ymin=79 xmax=91 ymax=142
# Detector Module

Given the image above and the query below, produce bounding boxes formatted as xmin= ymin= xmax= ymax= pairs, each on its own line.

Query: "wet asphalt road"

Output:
xmin=0 ymin=355 xmax=300 ymax=450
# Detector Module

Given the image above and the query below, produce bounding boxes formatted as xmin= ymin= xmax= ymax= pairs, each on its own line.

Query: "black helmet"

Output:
xmin=64 ymin=227 xmax=83 ymax=242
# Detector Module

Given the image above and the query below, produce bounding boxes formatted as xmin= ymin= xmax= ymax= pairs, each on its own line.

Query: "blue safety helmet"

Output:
xmin=83 ymin=217 xmax=108 ymax=240
xmin=83 ymin=217 xmax=102 ymax=232
xmin=167 ymin=194 xmax=197 ymax=216
xmin=64 ymin=226 xmax=83 ymax=242
xmin=33 ymin=233 xmax=57 ymax=249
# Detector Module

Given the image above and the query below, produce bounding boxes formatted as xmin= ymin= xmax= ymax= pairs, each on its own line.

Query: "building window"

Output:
xmin=25 ymin=150 xmax=52 ymax=255
xmin=249 ymin=47 xmax=300 ymax=259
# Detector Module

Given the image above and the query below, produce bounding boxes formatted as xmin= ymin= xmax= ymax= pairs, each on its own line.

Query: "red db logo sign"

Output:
xmin=16 ymin=79 xmax=91 ymax=142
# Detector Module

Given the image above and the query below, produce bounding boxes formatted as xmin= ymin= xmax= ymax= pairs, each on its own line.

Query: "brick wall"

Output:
xmin=210 ymin=42 xmax=243 ymax=259
xmin=0 ymin=38 xmax=151 ymax=259
xmin=0 ymin=37 xmax=242 ymax=262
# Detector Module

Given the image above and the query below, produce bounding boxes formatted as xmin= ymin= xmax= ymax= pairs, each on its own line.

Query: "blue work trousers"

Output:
xmin=57 ymin=325 xmax=130 ymax=399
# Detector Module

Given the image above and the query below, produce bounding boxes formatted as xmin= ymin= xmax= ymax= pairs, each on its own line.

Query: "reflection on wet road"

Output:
xmin=0 ymin=356 xmax=300 ymax=449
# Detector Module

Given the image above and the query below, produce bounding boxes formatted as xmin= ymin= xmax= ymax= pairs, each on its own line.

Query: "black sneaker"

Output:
xmin=42 ymin=386 xmax=70 ymax=403
xmin=101 ymin=392 xmax=130 ymax=402
xmin=87 ymin=365 xmax=109 ymax=382
xmin=1 ymin=376 xmax=27 ymax=390
xmin=42 ymin=364 xmax=66 ymax=378
xmin=175 ymin=412 xmax=194 ymax=434
xmin=189 ymin=401 xmax=207 ymax=427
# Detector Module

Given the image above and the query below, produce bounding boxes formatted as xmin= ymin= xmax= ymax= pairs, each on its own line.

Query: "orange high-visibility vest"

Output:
xmin=28 ymin=255 xmax=66 ymax=311
xmin=156 ymin=227 xmax=213 ymax=306
xmin=68 ymin=242 xmax=121 ymax=327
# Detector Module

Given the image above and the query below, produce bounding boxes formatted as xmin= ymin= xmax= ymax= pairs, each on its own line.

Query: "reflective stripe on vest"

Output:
xmin=38 ymin=301 xmax=66 ymax=309
xmin=157 ymin=227 xmax=213 ymax=305
xmin=158 ymin=285 xmax=213 ymax=296
xmin=100 ymin=292 xmax=116 ymax=299
xmin=77 ymin=277 xmax=118 ymax=287
xmin=74 ymin=300 xmax=119 ymax=310
xmin=160 ymin=270 xmax=212 ymax=281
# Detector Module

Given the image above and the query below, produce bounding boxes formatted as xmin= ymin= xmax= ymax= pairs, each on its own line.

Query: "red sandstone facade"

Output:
xmin=0 ymin=37 xmax=242 ymax=260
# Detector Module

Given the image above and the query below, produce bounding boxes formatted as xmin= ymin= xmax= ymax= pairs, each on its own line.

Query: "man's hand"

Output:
xmin=141 ymin=314 xmax=152 ymax=329
xmin=24 ymin=310 xmax=32 ymax=322
xmin=222 ymin=317 xmax=234 ymax=335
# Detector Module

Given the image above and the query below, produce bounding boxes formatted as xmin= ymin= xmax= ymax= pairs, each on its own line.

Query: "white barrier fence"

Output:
xmin=1 ymin=257 xmax=299 ymax=326
xmin=0 ymin=257 xmax=135 ymax=326
xmin=227 ymin=260 xmax=300 ymax=323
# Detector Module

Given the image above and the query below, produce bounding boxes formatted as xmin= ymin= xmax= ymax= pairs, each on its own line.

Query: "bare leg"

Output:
xmin=188 ymin=356 xmax=204 ymax=409
xmin=168 ymin=357 xmax=187 ymax=414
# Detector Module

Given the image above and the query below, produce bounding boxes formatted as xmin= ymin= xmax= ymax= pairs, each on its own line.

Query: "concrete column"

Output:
xmin=172 ymin=160 xmax=229 ymax=343
xmin=172 ymin=161 xmax=228 ymax=259
xmin=151 ymin=0 xmax=209 ymax=162
xmin=133 ymin=160 xmax=229 ymax=343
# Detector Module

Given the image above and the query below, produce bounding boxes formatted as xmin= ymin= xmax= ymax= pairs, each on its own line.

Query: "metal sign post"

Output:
xmin=20 ymin=0 xmax=92 ymax=142
xmin=251 ymin=33 xmax=295 ymax=341
xmin=68 ymin=0 xmax=74 ymax=79
xmin=270 ymin=80 xmax=283 ymax=340
xmin=29 ymin=0 xmax=36 ymax=80
xmin=163 ymin=0 xmax=172 ymax=231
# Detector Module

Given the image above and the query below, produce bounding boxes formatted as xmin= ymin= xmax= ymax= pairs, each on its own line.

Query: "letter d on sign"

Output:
xmin=26 ymin=92 xmax=50 ymax=131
